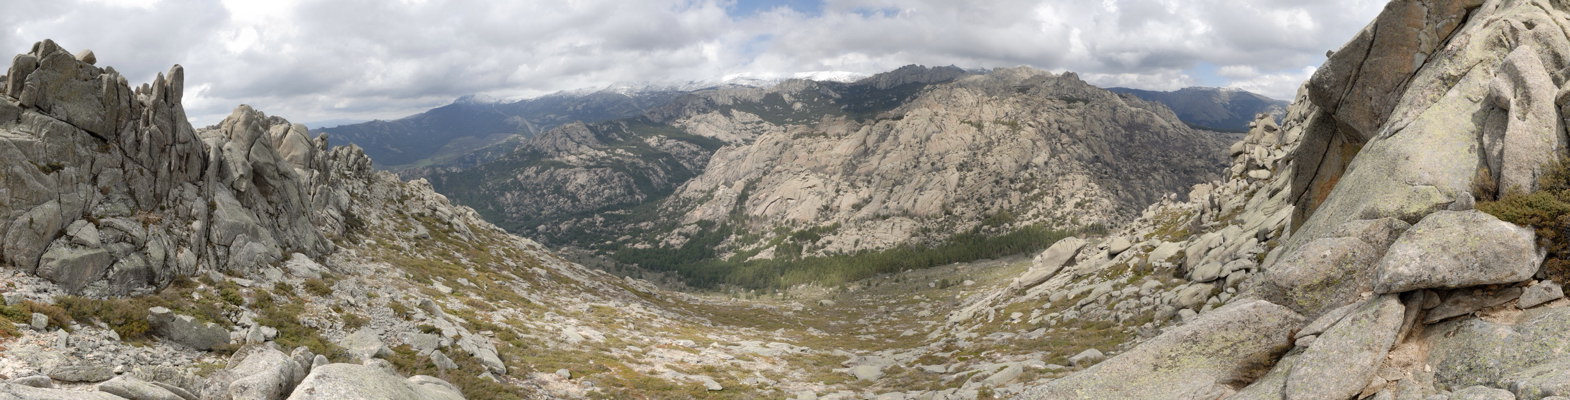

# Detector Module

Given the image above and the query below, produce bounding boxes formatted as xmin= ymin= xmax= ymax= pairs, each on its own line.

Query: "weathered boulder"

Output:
xmin=285 ymin=364 xmax=463 ymax=400
xmin=204 ymin=345 xmax=307 ymax=400
xmin=1425 ymin=287 xmax=1523 ymax=324
xmin=1258 ymin=237 xmax=1380 ymax=316
xmin=1174 ymin=283 xmax=1215 ymax=310
xmin=337 ymin=328 xmax=391 ymax=361
xmin=1374 ymin=210 xmax=1541 ymax=294
xmin=1283 ymin=295 xmax=1406 ymax=400
xmin=1012 ymin=237 xmax=1086 ymax=290
xmin=849 ymin=365 xmax=883 ymax=381
xmin=1451 ymin=385 xmax=1517 ymax=400
xmin=47 ymin=362 xmax=115 ymax=383
xmin=1106 ymin=237 xmax=1131 ymax=256
xmin=1503 ymin=357 xmax=1570 ymax=399
xmin=1068 ymin=348 xmax=1105 ymax=368
xmin=1023 ymin=300 xmax=1304 ymax=399
xmin=1426 ymin=306 xmax=1570 ymax=391
xmin=456 ymin=333 xmax=506 ymax=375
xmin=0 ymin=382 xmax=129 ymax=400
xmin=147 ymin=307 xmax=230 ymax=351
xmin=35 ymin=242 xmax=113 ymax=293
xmin=97 ymin=375 xmax=184 ymax=400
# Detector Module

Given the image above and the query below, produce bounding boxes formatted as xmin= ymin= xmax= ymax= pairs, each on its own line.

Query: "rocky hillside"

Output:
xmin=427 ymin=65 xmax=982 ymax=246
xmin=318 ymin=90 xmax=683 ymax=170
xmin=971 ymin=0 xmax=1570 ymax=398
xmin=1109 ymin=86 xmax=1289 ymax=132
xmin=652 ymin=67 xmax=1232 ymax=262
xmin=430 ymin=65 xmax=1234 ymax=289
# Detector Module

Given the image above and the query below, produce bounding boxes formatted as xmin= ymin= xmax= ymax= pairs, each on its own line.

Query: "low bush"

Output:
xmin=1479 ymin=159 xmax=1570 ymax=282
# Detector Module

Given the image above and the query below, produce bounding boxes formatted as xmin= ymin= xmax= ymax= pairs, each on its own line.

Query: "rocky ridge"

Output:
xmin=654 ymin=67 xmax=1233 ymax=259
xmin=319 ymin=90 xmax=685 ymax=171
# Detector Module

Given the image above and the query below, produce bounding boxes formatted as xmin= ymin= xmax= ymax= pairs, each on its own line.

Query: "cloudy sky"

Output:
xmin=4 ymin=0 xmax=1386 ymax=127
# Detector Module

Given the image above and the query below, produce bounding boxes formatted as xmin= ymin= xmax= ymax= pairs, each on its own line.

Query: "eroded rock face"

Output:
xmin=0 ymin=39 xmax=358 ymax=295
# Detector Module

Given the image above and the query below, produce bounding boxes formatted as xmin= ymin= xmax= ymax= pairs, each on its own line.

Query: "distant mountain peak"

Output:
xmin=1108 ymin=86 xmax=1288 ymax=132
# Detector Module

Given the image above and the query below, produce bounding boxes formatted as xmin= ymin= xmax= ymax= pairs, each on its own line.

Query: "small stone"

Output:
xmin=75 ymin=49 xmax=96 ymax=65
xmin=850 ymin=365 xmax=884 ymax=381
xmin=1069 ymin=348 xmax=1105 ymax=367
xmin=983 ymin=364 xmax=1023 ymax=385
xmin=431 ymin=351 xmax=458 ymax=372
xmin=1107 ymin=237 xmax=1132 ymax=256
xmin=697 ymin=375 xmax=723 ymax=391
xmin=555 ymin=368 xmax=571 ymax=380
xmin=338 ymin=328 xmax=391 ymax=361
xmin=30 ymin=312 xmax=47 ymax=330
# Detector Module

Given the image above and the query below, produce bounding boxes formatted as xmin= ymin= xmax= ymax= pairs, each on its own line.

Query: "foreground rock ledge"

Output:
xmin=1022 ymin=299 xmax=1304 ymax=399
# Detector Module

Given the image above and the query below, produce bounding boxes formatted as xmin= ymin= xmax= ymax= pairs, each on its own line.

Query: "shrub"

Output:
xmin=218 ymin=286 xmax=245 ymax=307
xmin=302 ymin=278 xmax=334 ymax=297
xmin=256 ymin=301 xmax=346 ymax=360
xmin=57 ymin=296 xmax=152 ymax=341
xmin=1479 ymin=159 xmax=1570 ymax=282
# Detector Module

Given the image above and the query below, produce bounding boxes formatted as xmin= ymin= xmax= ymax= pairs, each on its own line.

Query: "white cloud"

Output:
xmin=0 ymin=0 xmax=1384 ymax=125
xmin=1224 ymin=66 xmax=1317 ymax=102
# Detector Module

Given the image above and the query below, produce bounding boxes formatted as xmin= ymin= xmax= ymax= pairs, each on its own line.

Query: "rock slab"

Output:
xmin=1374 ymin=210 xmax=1541 ymax=294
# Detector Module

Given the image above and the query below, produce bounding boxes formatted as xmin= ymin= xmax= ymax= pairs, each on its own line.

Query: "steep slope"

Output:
xmin=317 ymin=90 xmax=682 ymax=170
xmin=1109 ymin=86 xmax=1289 ymax=132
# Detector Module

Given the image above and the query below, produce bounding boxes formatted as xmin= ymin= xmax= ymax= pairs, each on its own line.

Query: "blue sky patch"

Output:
xmin=726 ymin=0 xmax=824 ymax=17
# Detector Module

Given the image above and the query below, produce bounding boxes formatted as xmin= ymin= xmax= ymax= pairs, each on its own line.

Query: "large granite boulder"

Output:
xmin=1374 ymin=210 xmax=1541 ymax=294
xmin=1022 ymin=300 xmax=1304 ymax=399
xmin=285 ymin=364 xmax=463 ymax=400
xmin=147 ymin=307 xmax=230 ymax=351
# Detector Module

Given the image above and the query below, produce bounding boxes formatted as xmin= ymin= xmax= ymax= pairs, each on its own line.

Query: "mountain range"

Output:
xmin=1109 ymin=86 xmax=1289 ymax=132
xmin=2 ymin=0 xmax=1567 ymax=399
